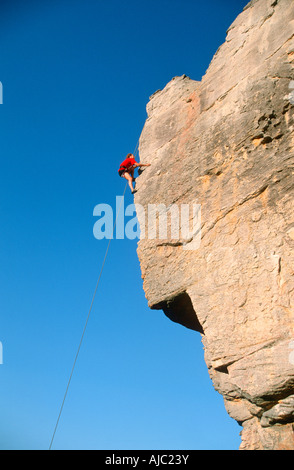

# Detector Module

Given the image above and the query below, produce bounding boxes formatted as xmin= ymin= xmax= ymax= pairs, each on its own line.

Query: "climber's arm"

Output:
xmin=133 ymin=162 xmax=151 ymax=168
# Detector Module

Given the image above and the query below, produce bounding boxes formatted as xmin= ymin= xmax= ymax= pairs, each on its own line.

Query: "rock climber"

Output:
xmin=118 ymin=153 xmax=151 ymax=194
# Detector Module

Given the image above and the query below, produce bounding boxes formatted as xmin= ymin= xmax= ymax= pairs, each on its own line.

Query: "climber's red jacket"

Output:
xmin=118 ymin=157 xmax=136 ymax=173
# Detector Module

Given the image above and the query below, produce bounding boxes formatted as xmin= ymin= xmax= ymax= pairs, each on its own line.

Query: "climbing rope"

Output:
xmin=49 ymin=144 xmax=139 ymax=450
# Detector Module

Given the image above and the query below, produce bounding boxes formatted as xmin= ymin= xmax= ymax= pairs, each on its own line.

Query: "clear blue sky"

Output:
xmin=0 ymin=0 xmax=248 ymax=450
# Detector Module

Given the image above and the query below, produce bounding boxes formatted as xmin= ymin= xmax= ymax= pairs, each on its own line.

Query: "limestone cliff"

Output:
xmin=135 ymin=0 xmax=294 ymax=450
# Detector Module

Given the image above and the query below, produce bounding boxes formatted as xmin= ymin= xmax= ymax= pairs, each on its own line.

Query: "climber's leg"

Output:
xmin=123 ymin=171 xmax=135 ymax=193
xmin=129 ymin=168 xmax=136 ymax=186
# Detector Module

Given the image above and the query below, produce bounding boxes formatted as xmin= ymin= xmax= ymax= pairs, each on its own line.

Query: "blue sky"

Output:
xmin=0 ymin=0 xmax=248 ymax=450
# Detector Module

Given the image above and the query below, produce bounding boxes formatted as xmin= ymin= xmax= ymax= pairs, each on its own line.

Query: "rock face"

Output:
xmin=135 ymin=0 xmax=294 ymax=450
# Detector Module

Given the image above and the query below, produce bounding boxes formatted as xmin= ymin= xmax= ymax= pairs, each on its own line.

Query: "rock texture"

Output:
xmin=135 ymin=0 xmax=294 ymax=450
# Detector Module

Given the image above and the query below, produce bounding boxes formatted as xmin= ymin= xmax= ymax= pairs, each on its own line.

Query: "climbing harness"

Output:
xmin=49 ymin=143 xmax=139 ymax=450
